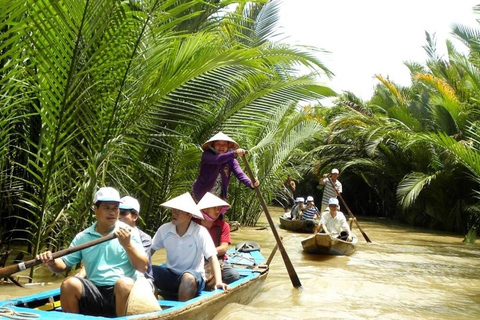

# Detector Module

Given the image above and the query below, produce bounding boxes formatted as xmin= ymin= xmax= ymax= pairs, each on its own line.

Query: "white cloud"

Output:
xmin=273 ymin=0 xmax=479 ymax=100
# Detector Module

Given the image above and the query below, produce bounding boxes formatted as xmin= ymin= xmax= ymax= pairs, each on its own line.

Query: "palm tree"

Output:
xmin=0 ymin=0 xmax=336 ymax=280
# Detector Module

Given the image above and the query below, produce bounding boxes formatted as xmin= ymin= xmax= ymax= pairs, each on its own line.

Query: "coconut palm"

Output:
xmin=0 ymin=0 xmax=336 ymax=280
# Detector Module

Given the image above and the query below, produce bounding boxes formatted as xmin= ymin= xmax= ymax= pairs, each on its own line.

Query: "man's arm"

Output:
xmin=36 ymin=251 xmax=70 ymax=274
xmin=340 ymin=215 xmax=352 ymax=241
xmin=319 ymin=173 xmax=328 ymax=185
xmin=116 ymin=228 xmax=148 ymax=273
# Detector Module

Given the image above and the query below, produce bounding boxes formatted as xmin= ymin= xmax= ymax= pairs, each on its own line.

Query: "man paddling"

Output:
xmin=319 ymin=168 xmax=342 ymax=213
xmin=314 ymin=198 xmax=353 ymax=242
xmin=37 ymin=187 xmax=149 ymax=317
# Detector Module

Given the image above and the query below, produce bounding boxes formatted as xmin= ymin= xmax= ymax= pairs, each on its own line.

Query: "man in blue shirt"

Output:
xmin=37 ymin=187 xmax=149 ymax=317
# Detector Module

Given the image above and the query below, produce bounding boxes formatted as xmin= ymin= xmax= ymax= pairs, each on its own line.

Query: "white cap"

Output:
xmin=119 ymin=196 xmax=140 ymax=214
xmin=197 ymin=192 xmax=230 ymax=211
xmin=331 ymin=168 xmax=339 ymax=174
xmin=201 ymin=131 xmax=239 ymax=151
xmin=306 ymin=196 xmax=314 ymax=202
xmin=94 ymin=187 xmax=121 ymax=203
xmin=295 ymin=197 xmax=304 ymax=203
xmin=328 ymin=198 xmax=340 ymax=207
xmin=161 ymin=192 xmax=204 ymax=220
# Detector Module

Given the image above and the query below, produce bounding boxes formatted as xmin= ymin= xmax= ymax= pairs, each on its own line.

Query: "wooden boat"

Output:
xmin=0 ymin=245 xmax=269 ymax=320
xmin=301 ymin=233 xmax=358 ymax=256
xmin=279 ymin=215 xmax=316 ymax=233
xmin=228 ymin=220 xmax=240 ymax=232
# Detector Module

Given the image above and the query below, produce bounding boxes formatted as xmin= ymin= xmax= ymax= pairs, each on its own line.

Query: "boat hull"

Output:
xmin=279 ymin=216 xmax=316 ymax=233
xmin=0 ymin=247 xmax=268 ymax=320
xmin=301 ymin=233 xmax=357 ymax=256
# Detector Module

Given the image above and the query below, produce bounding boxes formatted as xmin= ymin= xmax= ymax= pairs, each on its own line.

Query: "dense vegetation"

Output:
xmin=0 ymin=0 xmax=334 ymax=279
xmin=2 ymin=0 xmax=480 ymax=280
xmin=309 ymin=26 xmax=480 ymax=240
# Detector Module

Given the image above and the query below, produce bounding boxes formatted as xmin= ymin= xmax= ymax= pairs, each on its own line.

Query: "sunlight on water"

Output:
xmin=2 ymin=207 xmax=480 ymax=319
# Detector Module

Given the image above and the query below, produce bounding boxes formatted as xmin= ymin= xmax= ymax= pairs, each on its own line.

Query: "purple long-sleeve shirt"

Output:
xmin=193 ymin=150 xmax=253 ymax=201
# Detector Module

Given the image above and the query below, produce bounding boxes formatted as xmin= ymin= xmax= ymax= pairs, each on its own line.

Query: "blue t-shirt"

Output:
xmin=62 ymin=221 xmax=146 ymax=286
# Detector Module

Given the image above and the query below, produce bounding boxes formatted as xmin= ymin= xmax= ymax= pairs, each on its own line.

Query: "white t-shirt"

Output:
xmin=319 ymin=210 xmax=350 ymax=238
xmin=151 ymin=221 xmax=217 ymax=278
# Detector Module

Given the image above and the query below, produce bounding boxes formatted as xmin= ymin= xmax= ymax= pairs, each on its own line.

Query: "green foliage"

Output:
xmin=0 ymin=0 xmax=334 ymax=280
xmin=302 ymin=18 xmax=480 ymax=241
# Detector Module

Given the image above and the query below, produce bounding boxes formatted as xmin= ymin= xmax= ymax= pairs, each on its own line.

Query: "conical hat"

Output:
xmin=197 ymin=192 xmax=230 ymax=210
xmin=201 ymin=132 xmax=239 ymax=151
xmin=160 ymin=192 xmax=204 ymax=220
xmin=125 ymin=276 xmax=161 ymax=315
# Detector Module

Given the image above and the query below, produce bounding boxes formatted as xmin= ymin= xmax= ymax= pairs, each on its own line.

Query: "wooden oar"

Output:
xmin=265 ymin=236 xmax=282 ymax=266
xmin=327 ymin=176 xmax=372 ymax=243
xmin=0 ymin=233 xmax=117 ymax=279
xmin=241 ymin=154 xmax=302 ymax=288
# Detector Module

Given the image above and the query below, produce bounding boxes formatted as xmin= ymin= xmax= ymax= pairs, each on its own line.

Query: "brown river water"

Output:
xmin=2 ymin=206 xmax=480 ymax=319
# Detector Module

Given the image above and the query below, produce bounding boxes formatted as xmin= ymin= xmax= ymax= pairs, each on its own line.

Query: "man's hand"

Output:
xmin=251 ymin=178 xmax=260 ymax=188
xmin=36 ymin=251 xmax=55 ymax=267
xmin=36 ymin=250 xmax=69 ymax=273
xmin=115 ymin=227 xmax=132 ymax=248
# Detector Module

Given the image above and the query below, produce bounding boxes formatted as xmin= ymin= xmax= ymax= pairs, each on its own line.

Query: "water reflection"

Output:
xmin=2 ymin=207 xmax=480 ymax=319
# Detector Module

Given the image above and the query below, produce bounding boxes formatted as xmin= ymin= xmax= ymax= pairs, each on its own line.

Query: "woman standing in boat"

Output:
xmin=192 ymin=132 xmax=259 ymax=207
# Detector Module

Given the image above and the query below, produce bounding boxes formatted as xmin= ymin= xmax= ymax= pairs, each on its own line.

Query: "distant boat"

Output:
xmin=279 ymin=215 xmax=316 ymax=233
xmin=228 ymin=220 xmax=240 ymax=232
xmin=0 ymin=243 xmax=270 ymax=320
xmin=301 ymin=233 xmax=358 ymax=256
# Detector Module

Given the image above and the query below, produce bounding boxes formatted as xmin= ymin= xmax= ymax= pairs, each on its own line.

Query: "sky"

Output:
xmin=273 ymin=0 xmax=480 ymax=101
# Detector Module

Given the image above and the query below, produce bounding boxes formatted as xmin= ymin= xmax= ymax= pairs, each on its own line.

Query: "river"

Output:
xmin=1 ymin=206 xmax=480 ymax=319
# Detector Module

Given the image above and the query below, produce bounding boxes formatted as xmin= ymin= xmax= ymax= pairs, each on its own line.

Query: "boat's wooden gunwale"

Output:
xmin=301 ymin=233 xmax=357 ymax=256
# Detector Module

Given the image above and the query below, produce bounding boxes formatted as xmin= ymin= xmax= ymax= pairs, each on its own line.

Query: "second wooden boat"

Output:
xmin=279 ymin=215 xmax=316 ymax=233
xmin=301 ymin=233 xmax=358 ymax=256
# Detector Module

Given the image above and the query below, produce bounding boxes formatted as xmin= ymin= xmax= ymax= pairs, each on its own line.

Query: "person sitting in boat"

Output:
xmin=75 ymin=195 xmax=153 ymax=280
xmin=150 ymin=192 xmax=228 ymax=301
xmin=196 ymin=192 xmax=240 ymax=287
xmin=289 ymin=197 xmax=304 ymax=220
xmin=119 ymin=196 xmax=152 ymax=252
xmin=299 ymin=196 xmax=319 ymax=221
xmin=36 ymin=187 xmax=149 ymax=317
xmin=314 ymin=197 xmax=353 ymax=242
xmin=118 ymin=196 xmax=155 ymax=284
xmin=192 ymin=131 xmax=259 ymax=207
